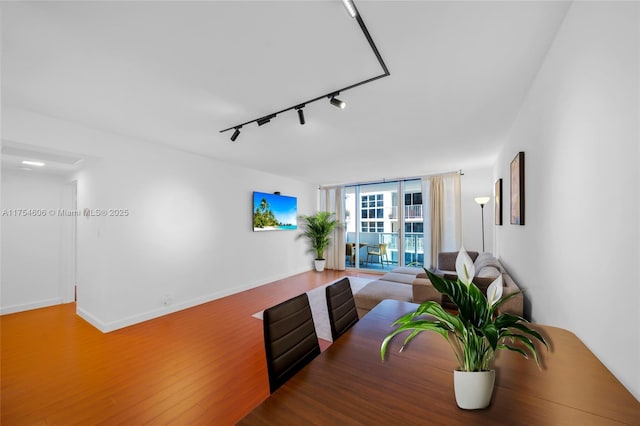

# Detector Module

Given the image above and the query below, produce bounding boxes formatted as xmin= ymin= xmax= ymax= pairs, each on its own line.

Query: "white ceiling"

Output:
xmin=1 ymin=0 xmax=571 ymax=184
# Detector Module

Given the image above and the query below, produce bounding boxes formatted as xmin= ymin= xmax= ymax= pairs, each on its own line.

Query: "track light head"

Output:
xmin=230 ymin=127 xmax=241 ymax=142
xmin=330 ymin=96 xmax=346 ymax=109
xmin=341 ymin=0 xmax=358 ymax=18
xmin=297 ymin=108 xmax=305 ymax=125
xmin=257 ymin=114 xmax=275 ymax=126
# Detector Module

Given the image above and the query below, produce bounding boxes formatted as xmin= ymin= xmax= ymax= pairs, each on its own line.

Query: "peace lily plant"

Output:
xmin=381 ymin=248 xmax=548 ymax=373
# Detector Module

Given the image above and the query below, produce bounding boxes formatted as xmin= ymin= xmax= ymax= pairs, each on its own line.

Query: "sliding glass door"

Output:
xmin=402 ymin=179 xmax=424 ymax=267
xmin=344 ymin=179 xmax=424 ymax=271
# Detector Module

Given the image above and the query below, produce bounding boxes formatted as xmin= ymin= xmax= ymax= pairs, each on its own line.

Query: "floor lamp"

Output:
xmin=474 ymin=197 xmax=491 ymax=252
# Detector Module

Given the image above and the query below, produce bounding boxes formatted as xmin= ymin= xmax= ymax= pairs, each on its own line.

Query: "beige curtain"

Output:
xmin=320 ymin=186 xmax=346 ymax=270
xmin=428 ymin=173 xmax=462 ymax=269
xmin=429 ymin=177 xmax=443 ymax=268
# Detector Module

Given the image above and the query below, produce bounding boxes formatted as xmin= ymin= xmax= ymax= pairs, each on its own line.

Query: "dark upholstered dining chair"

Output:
xmin=326 ymin=277 xmax=359 ymax=341
xmin=263 ymin=293 xmax=321 ymax=393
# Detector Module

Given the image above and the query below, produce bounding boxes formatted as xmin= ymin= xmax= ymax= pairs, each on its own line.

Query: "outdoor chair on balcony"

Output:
xmin=366 ymin=243 xmax=389 ymax=267
xmin=345 ymin=243 xmax=355 ymax=266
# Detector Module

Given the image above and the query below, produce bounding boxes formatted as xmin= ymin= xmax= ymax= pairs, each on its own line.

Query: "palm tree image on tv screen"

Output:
xmin=253 ymin=192 xmax=298 ymax=231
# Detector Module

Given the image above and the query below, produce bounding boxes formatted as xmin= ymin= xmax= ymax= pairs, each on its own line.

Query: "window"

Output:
xmin=361 ymin=194 xmax=384 ymax=231
xmin=405 ymin=222 xmax=424 ymax=233
xmin=361 ymin=221 xmax=384 ymax=233
xmin=405 ymin=192 xmax=422 ymax=206
xmin=404 ymin=192 xmax=423 ymax=219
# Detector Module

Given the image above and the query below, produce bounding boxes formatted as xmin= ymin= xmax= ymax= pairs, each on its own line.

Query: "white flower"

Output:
xmin=487 ymin=275 xmax=504 ymax=307
xmin=455 ymin=248 xmax=476 ymax=287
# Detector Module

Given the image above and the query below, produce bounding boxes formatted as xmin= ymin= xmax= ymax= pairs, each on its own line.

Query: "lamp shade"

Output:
xmin=475 ymin=197 xmax=491 ymax=205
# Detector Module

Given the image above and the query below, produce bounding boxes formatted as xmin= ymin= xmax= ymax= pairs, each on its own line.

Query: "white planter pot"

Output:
xmin=453 ymin=370 xmax=495 ymax=410
xmin=314 ymin=259 xmax=326 ymax=272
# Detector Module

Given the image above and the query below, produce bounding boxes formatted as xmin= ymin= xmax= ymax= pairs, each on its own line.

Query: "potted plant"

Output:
xmin=297 ymin=211 xmax=340 ymax=272
xmin=380 ymin=248 xmax=548 ymax=409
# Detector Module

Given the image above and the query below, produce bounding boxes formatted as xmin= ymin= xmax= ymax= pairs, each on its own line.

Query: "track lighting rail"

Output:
xmin=220 ymin=0 xmax=390 ymax=140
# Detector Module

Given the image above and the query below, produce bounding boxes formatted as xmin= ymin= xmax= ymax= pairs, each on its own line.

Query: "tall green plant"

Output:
xmin=380 ymin=249 xmax=547 ymax=372
xmin=297 ymin=211 xmax=340 ymax=260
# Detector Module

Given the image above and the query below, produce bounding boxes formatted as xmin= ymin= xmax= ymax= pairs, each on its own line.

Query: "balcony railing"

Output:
xmin=406 ymin=205 xmax=423 ymax=219
xmin=388 ymin=205 xmax=423 ymax=220
xmin=381 ymin=233 xmax=423 ymax=252
xmin=346 ymin=232 xmax=425 ymax=267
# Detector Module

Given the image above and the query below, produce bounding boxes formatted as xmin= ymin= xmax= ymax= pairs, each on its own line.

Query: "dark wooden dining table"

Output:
xmin=239 ymin=299 xmax=640 ymax=425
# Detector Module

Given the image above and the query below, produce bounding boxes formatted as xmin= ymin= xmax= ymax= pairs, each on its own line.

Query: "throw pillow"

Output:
xmin=477 ymin=267 xmax=509 ymax=288
xmin=473 ymin=253 xmax=502 ymax=272
xmin=443 ymin=273 xmax=496 ymax=295
xmin=476 ymin=266 xmax=500 ymax=279
xmin=438 ymin=251 xmax=479 ymax=272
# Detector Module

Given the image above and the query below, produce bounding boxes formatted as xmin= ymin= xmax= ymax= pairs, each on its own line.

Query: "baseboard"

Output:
xmin=1 ymin=297 xmax=64 ymax=315
xmin=232 ymin=266 xmax=314 ymax=294
xmin=76 ymin=307 xmax=110 ymax=332
xmin=77 ymin=266 xmax=313 ymax=333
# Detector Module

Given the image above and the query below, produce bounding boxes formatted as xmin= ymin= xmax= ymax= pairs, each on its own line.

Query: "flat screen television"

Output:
xmin=253 ymin=191 xmax=297 ymax=231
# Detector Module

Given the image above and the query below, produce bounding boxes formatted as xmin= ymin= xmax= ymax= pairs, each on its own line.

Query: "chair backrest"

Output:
xmin=326 ymin=277 xmax=359 ymax=341
xmin=367 ymin=243 xmax=386 ymax=255
xmin=263 ymin=293 xmax=320 ymax=393
xmin=345 ymin=243 xmax=354 ymax=256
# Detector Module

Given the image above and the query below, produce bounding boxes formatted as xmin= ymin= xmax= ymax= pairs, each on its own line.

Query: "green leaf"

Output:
xmin=425 ymin=270 xmax=459 ymax=297
xmin=489 ymin=290 xmax=521 ymax=315
xmin=381 ymin=327 xmax=409 ymax=360
xmin=482 ymin=323 xmax=499 ymax=350
xmin=497 ymin=344 xmax=529 ymax=358
xmin=416 ymin=301 xmax=465 ymax=333
xmin=380 ymin=320 xmax=450 ymax=360
xmin=466 ymin=283 xmax=489 ymax=327
xmin=401 ymin=329 xmax=423 ymax=350
xmin=425 ymin=270 xmax=474 ymax=322
xmin=391 ymin=310 xmax=423 ymax=326
xmin=508 ymin=323 xmax=548 ymax=349
xmin=502 ymin=332 xmax=542 ymax=366
xmin=494 ymin=312 xmax=526 ymax=328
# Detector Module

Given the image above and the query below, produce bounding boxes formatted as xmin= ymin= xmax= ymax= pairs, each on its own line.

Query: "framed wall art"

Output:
xmin=510 ymin=151 xmax=525 ymax=225
xmin=494 ymin=178 xmax=503 ymax=225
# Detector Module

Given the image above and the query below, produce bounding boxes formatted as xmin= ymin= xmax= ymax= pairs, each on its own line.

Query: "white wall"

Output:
xmin=2 ymin=108 xmax=317 ymax=331
xmin=494 ymin=2 xmax=639 ymax=400
xmin=461 ymin=167 xmax=494 ymax=253
xmin=1 ymin=170 xmax=75 ymax=313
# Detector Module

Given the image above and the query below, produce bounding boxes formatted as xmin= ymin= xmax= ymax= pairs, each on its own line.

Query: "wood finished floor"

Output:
xmin=1 ymin=269 xmax=380 ymax=425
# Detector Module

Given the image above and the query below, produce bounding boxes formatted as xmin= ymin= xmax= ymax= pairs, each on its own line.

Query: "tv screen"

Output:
xmin=253 ymin=191 xmax=298 ymax=231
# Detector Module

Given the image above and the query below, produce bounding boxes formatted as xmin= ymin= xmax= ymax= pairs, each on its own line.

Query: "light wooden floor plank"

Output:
xmin=1 ymin=269 xmax=379 ymax=425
